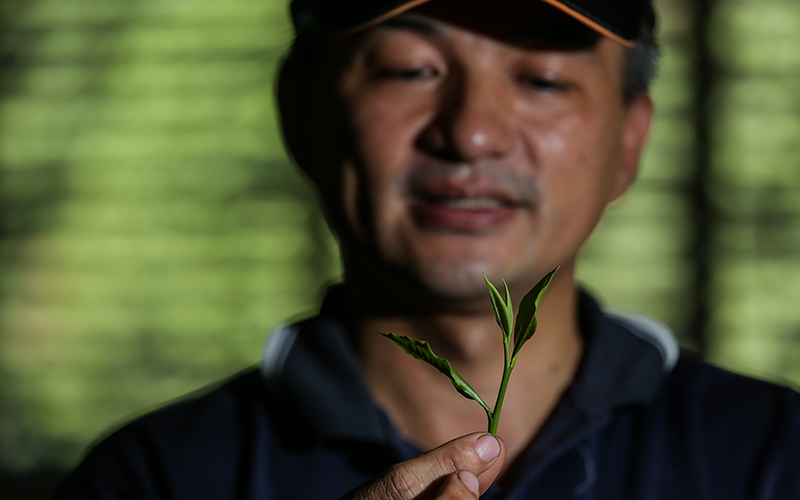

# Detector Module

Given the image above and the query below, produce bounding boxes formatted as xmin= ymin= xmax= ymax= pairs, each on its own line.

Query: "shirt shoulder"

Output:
xmin=661 ymin=352 xmax=800 ymax=434
xmin=641 ymin=354 xmax=800 ymax=498
xmin=55 ymin=368 xmax=273 ymax=500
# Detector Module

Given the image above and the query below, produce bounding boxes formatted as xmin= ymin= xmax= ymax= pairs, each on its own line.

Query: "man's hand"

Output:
xmin=342 ymin=433 xmax=505 ymax=500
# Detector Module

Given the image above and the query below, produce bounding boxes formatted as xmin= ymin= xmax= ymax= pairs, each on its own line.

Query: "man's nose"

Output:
xmin=417 ymin=75 xmax=516 ymax=162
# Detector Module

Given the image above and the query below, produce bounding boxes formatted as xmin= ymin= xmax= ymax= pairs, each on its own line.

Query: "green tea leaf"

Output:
xmin=512 ymin=267 xmax=558 ymax=360
xmin=504 ymin=280 xmax=513 ymax=324
xmin=378 ymin=331 xmax=492 ymax=415
xmin=484 ymin=275 xmax=513 ymax=342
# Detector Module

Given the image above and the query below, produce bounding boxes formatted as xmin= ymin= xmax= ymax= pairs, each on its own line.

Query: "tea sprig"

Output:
xmin=378 ymin=267 xmax=558 ymax=435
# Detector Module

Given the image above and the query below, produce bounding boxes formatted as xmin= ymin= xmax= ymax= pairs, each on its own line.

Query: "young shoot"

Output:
xmin=378 ymin=267 xmax=559 ymax=435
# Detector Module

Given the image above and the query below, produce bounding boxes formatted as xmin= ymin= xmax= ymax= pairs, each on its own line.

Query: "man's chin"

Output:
xmin=412 ymin=261 xmax=499 ymax=304
xmin=343 ymin=247 xmax=521 ymax=311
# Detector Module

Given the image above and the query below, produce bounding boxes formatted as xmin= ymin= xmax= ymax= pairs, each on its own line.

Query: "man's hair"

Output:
xmin=623 ymin=21 xmax=661 ymax=103
xmin=282 ymin=20 xmax=660 ymax=105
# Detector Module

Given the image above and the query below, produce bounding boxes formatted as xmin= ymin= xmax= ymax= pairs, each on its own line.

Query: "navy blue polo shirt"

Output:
xmin=57 ymin=288 xmax=800 ymax=499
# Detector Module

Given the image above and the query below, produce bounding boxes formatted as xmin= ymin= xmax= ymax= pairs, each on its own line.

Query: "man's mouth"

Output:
xmin=409 ymin=191 xmax=521 ymax=232
xmin=403 ymin=162 xmax=536 ymax=233
xmin=435 ymin=197 xmax=509 ymax=210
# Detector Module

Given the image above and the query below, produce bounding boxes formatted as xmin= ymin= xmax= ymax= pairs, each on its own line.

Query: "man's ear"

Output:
xmin=610 ymin=93 xmax=653 ymax=202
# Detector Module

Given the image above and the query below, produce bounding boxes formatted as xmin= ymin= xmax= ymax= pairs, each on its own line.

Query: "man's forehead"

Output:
xmin=291 ymin=0 xmax=655 ymax=47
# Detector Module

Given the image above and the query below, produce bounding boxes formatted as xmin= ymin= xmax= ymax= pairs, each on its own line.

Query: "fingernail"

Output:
xmin=458 ymin=470 xmax=480 ymax=495
xmin=476 ymin=434 xmax=500 ymax=462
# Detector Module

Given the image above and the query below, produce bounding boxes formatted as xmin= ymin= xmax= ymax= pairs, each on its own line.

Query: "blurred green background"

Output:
xmin=0 ymin=0 xmax=798 ymax=497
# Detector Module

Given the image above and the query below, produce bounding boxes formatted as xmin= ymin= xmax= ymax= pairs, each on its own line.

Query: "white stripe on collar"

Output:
xmin=260 ymin=324 xmax=300 ymax=381
xmin=605 ymin=307 xmax=680 ymax=373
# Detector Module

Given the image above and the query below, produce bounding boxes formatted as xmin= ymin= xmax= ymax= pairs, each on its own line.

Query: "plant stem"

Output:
xmin=488 ymin=358 xmax=513 ymax=434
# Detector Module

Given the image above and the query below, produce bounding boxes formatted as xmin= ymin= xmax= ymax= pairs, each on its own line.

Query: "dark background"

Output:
xmin=0 ymin=0 xmax=798 ymax=498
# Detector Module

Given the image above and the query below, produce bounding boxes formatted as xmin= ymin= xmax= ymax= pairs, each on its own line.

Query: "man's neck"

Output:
xmin=351 ymin=270 xmax=584 ymax=465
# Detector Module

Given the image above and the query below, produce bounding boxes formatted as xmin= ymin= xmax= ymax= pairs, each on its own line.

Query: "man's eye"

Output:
xmin=520 ymin=76 xmax=570 ymax=92
xmin=376 ymin=67 xmax=437 ymax=81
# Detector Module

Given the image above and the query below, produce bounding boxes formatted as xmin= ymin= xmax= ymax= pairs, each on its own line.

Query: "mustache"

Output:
xmin=402 ymin=161 xmax=541 ymax=205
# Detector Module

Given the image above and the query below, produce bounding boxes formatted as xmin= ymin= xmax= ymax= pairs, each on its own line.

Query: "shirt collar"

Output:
xmin=573 ymin=290 xmax=679 ymax=408
xmin=261 ymin=285 xmax=679 ymax=443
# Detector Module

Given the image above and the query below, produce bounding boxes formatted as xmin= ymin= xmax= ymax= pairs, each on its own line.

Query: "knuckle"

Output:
xmin=385 ymin=463 xmax=425 ymax=499
xmin=435 ymin=452 xmax=462 ymax=473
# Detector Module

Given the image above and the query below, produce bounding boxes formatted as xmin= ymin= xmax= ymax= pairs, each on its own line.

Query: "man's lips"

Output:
xmin=408 ymin=183 xmax=522 ymax=232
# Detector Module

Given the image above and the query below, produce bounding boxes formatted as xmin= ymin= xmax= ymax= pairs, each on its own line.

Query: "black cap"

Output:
xmin=291 ymin=0 xmax=655 ymax=47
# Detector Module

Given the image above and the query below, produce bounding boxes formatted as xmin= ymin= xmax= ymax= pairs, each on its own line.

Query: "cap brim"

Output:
xmin=337 ymin=0 xmax=635 ymax=47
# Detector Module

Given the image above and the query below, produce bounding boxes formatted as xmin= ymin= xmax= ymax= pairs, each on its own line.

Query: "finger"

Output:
xmin=455 ymin=471 xmax=481 ymax=497
xmin=343 ymin=432 xmax=505 ymax=500
xmin=434 ymin=471 xmax=480 ymax=500
xmin=389 ymin=433 xmax=503 ymax=498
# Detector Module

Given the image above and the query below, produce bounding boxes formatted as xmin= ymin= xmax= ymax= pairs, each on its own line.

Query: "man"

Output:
xmin=58 ymin=0 xmax=800 ymax=498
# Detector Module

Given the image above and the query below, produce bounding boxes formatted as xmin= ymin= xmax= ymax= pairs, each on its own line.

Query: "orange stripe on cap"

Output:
xmin=337 ymin=0 xmax=436 ymax=36
xmin=536 ymin=0 xmax=635 ymax=46
xmin=336 ymin=0 xmax=636 ymax=47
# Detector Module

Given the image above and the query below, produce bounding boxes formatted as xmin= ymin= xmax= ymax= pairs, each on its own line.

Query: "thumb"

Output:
xmin=344 ymin=433 xmax=505 ymax=500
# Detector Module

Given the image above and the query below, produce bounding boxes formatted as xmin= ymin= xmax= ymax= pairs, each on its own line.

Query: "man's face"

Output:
xmin=292 ymin=0 xmax=652 ymax=305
